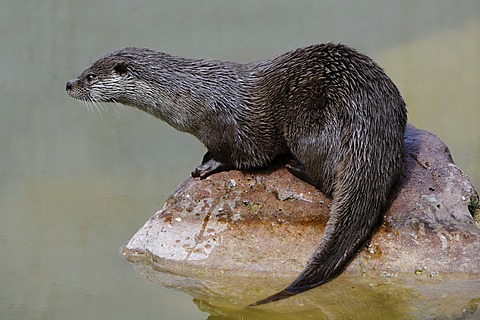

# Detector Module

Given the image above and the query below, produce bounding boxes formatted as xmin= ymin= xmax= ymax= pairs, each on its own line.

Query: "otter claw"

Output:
xmin=286 ymin=160 xmax=316 ymax=186
xmin=192 ymin=158 xmax=234 ymax=179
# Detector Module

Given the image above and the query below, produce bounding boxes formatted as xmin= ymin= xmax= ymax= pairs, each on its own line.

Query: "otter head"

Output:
xmin=66 ymin=51 xmax=135 ymax=104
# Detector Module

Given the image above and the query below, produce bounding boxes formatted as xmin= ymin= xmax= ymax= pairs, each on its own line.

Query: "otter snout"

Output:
xmin=65 ymin=80 xmax=80 ymax=99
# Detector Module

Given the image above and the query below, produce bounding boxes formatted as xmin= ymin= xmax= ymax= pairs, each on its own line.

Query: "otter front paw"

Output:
xmin=191 ymin=158 xmax=234 ymax=179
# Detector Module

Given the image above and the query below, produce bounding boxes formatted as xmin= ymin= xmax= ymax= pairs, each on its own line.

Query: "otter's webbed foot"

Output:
xmin=192 ymin=152 xmax=235 ymax=179
xmin=286 ymin=160 xmax=316 ymax=186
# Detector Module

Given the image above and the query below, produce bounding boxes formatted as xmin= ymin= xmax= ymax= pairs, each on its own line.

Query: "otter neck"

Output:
xmin=122 ymin=56 xmax=248 ymax=135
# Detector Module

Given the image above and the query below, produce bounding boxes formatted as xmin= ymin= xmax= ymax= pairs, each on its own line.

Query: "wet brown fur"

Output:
xmin=66 ymin=43 xmax=407 ymax=305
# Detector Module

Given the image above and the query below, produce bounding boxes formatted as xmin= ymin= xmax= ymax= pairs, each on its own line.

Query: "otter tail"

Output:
xmin=250 ymin=171 xmax=389 ymax=306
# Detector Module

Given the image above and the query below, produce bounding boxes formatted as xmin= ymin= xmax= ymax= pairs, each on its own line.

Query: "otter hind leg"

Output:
xmin=191 ymin=152 xmax=234 ymax=179
xmin=286 ymin=159 xmax=317 ymax=187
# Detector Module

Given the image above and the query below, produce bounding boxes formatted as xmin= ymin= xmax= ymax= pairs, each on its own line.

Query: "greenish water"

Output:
xmin=1 ymin=1 xmax=479 ymax=319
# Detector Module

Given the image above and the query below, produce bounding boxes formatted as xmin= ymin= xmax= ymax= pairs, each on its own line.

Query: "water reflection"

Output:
xmin=124 ymin=258 xmax=480 ymax=319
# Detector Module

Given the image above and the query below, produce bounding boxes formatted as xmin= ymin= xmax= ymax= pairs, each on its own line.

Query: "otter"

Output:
xmin=66 ymin=43 xmax=407 ymax=306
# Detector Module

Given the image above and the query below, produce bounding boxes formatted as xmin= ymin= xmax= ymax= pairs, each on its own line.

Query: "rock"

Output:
xmin=121 ymin=124 xmax=480 ymax=316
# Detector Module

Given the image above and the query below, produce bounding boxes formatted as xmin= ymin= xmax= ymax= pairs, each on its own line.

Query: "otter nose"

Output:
xmin=66 ymin=81 xmax=72 ymax=91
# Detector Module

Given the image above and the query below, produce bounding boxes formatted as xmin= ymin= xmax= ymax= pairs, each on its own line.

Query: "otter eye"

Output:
xmin=86 ymin=74 xmax=95 ymax=82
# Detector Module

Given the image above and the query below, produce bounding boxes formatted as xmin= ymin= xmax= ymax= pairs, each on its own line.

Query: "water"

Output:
xmin=1 ymin=1 xmax=479 ymax=319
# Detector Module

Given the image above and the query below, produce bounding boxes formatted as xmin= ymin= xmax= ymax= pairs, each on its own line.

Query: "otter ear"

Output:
xmin=113 ymin=61 xmax=128 ymax=75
